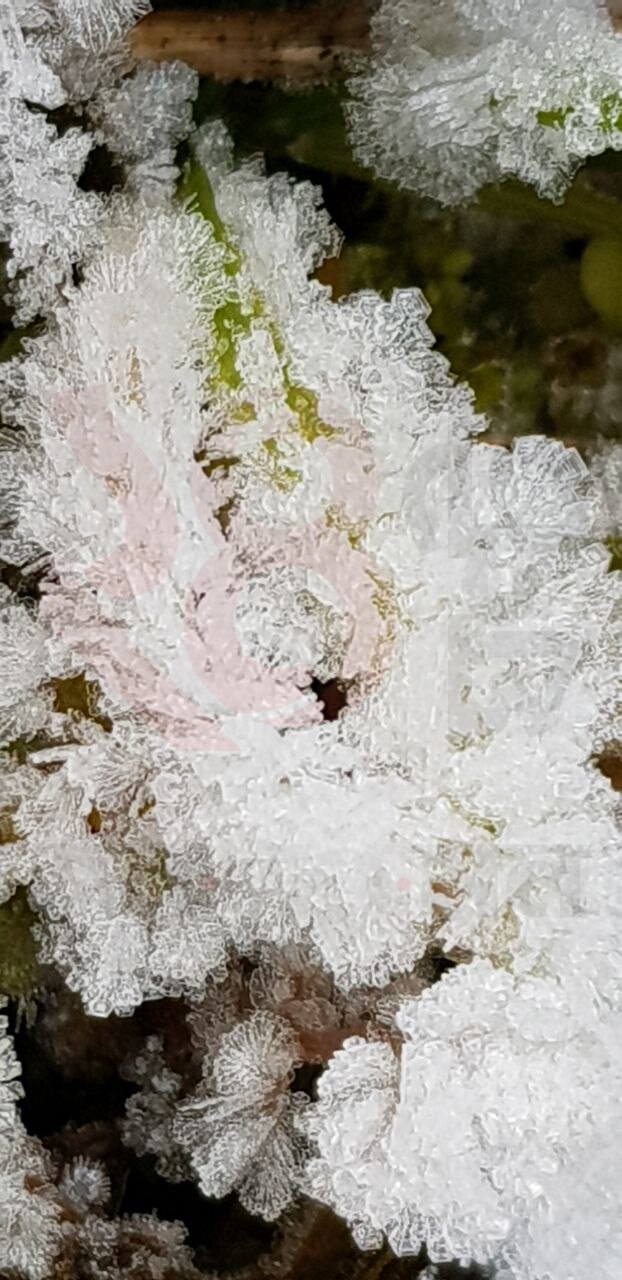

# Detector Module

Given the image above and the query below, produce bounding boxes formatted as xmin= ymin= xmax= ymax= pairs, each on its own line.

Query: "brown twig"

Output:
xmin=131 ymin=4 xmax=622 ymax=84
xmin=130 ymin=3 xmax=371 ymax=83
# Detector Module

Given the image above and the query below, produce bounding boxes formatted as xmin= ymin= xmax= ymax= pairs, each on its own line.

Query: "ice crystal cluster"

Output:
xmin=0 ymin=2 xmax=621 ymax=1279
xmin=348 ymin=0 xmax=622 ymax=203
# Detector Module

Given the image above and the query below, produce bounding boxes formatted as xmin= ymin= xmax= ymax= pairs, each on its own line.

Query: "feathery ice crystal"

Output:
xmin=348 ymin=0 xmax=622 ymax=204
xmin=0 ymin=0 xmax=193 ymax=319
xmin=0 ymin=3 xmax=621 ymax=1278
xmin=3 ymin=127 xmax=619 ymax=1011
xmin=304 ymin=957 xmax=622 ymax=1278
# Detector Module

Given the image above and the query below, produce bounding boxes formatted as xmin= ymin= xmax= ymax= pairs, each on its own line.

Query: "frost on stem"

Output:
xmin=347 ymin=0 xmax=622 ymax=203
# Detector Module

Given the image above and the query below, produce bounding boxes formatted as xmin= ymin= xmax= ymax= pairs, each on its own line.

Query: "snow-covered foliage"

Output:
xmin=348 ymin=0 xmax=622 ymax=203
xmin=0 ymin=3 xmax=621 ymax=1279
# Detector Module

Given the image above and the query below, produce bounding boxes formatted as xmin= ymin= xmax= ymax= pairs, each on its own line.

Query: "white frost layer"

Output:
xmin=304 ymin=957 xmax=622 ymax=1280
xmin=1 ymin=132 xmax=619 ymax=1012
xmin=348 ymin=0 xmax=622 ymax=203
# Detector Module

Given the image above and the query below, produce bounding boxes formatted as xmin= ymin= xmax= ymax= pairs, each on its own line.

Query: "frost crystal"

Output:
xmin=0 ymin=91 xmax=102 ymax=322
xmin=88 ymin=61 xmax=199 ymax=201
xmin=0 ymin=12 xmax=621 ymax=1274
xmin=304 ymin=959 xmax=622 ymax=1278
xmin=0 ymin=1011 xmax=64 ymax=1279
xmin=58 ymin=1156 xmax=112 ymax=1212
xmin=0 ymin=0 xmax=190 ymax=320
xmin=0 ymin=588 xmax=52 ymax=742
xmin=0 ymin=120 xmax=620 ymax=1014
xmin=53 ymin=0 xmax=150 ymax=51
xmin=348 ymin=0 xmax=622 ymax=203
xmin=174 ymin=1012 xmax=307 ymax=1220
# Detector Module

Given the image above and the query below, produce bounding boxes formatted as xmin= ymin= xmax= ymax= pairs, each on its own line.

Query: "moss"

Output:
xmin=536 ymin=106 xmax=573 ymax=129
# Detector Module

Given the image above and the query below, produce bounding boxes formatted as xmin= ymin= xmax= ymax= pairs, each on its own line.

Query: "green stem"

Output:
xmin=478 ymin=178 xmax=622 ymax=240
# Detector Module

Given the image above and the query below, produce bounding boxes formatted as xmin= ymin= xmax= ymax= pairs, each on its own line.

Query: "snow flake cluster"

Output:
xmin=0 ymin=2 xmax=621 ymax=1279
xmin=348 ymin=0 xmax=622 ymax=203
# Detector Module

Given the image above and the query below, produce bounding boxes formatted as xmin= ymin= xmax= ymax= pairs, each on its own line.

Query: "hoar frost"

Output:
xmin=348 ymin=0 xmax=622 ymax=203
xmin=0 ymin=3 xmax=621 ymax=1279
xmin=304 ymin=958 xmax=622 ymax=1278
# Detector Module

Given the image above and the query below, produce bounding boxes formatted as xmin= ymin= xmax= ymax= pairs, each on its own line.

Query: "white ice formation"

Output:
xmin=347 ymin=0 xmax=622 ymax=203
xmin=0 ymin=3 xmax=620 ymax=1277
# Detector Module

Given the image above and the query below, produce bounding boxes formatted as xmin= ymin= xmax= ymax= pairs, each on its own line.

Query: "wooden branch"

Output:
xmin=130 ymin=4 xmax=371 ymax=84
xmin=130 ymin=3 xmax=622 ymax=84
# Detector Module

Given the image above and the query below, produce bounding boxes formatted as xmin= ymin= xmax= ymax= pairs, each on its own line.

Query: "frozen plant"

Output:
xmin=126 ymin=1012 xmax=309 ymax=1222
xmin=0 ymin=0 xmax=195 ymax=319
xmin=0 ymin=1006 xmax=202 ymax=1278
xmin=87 ymin=60 xmax=198 ymax=202
xmin=0 ymin=1007 xmax=70 ymax=1278
xmin=0 ymin=115 xmax=620 ymax=1017
xmin=0 ymin=2 xmax=620 ymax=1276
xmin=174 ymin=1011 xmax=308 ymax=1221
xmin=303 ymin=956 xmax=622 ymax=1279
xmin=347 ymin=0 xmax=622 ymax=204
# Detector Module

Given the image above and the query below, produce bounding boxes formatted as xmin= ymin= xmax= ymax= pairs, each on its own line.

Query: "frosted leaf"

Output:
xmin=0 ymin=1011 xmax=23 ymax=1119
xmin=88 ymin=59 xmax=197 ymax=195
xmin=0 ymin=0 xmax=64 ymax=107
xmin=186 ymin=946 xmax=433 ymax=1074
xmin=0 ymin=0 xmax=195 ymax=322
xmin=72 ymin=1213 xmax=202 ymax=1280
xmin=174 ymin=1012 xmax=307 ymax=1220
xmin=591 ymin=441 xmax=622 ymax=538
xmin=0 ymin=0 xmax=161 ymax=321
xmin=304 ymin=959 xmax=622 ymax=1278
xmin=348 ymin=0 xmax=622 ymax=203
xmin=246 ymin=943 xmax=349 ymax=1061
xmin=88 ymin=60 xmax=198 ymax=202
xmin=9 ymin=738 xmax=227 ymax=1015
xmin=122 ymin=1035 xmax=189 ymax=1180
xmin=148 ymin=887 xmax=228 ymax=998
